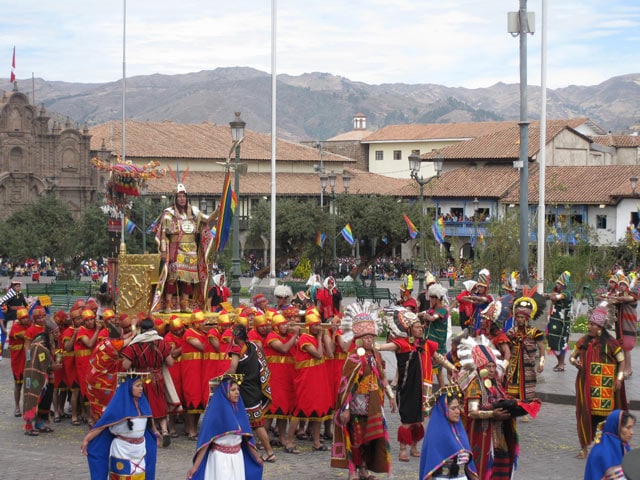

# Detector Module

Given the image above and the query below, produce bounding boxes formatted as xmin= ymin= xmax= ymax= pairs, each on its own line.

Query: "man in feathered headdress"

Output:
xmin=505 ymin=295 xmax=546 ymax=407
xmin=332 ymin=302 xmax=396 ymax=480
xmin=153 ymin=182 xmax=218 ymax=313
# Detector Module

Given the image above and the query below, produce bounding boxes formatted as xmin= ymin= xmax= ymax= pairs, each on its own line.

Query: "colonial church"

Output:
xmin=0 ymin=82 xmax=100 ymax=220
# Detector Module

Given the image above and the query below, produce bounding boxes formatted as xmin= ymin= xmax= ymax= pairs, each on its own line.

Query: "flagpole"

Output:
xmin=120 ymin=0 xmax=127 ymax=254
xmin=269 ymin=0 xmax=278 ymax=285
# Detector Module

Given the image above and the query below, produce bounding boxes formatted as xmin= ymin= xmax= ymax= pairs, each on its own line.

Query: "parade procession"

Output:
xmin=3 ymin=1 xmax=640 ymax=479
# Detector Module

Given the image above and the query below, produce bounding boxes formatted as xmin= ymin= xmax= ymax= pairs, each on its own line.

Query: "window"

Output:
xmin=375 ymin=150 xmax=383 ymax=161
xmin=596 ymin=215 xmax=607 ymax=229
xmin=411 ymin=149 xmax=420 ymax=156
xmin=393 ymin=150 xmax=402 ymax=160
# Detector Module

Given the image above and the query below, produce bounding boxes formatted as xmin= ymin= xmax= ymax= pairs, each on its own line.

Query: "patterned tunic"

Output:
xmin=506 ymin=326 xmax=544 ymax=401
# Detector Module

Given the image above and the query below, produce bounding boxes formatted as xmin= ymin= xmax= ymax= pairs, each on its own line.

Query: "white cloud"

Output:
xmin=1 ymin=0 xmax=638 ymax=88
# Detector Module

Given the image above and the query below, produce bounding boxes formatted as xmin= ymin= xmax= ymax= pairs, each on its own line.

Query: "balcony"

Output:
xmin=443 ymin=220 xmax=487 ymax=238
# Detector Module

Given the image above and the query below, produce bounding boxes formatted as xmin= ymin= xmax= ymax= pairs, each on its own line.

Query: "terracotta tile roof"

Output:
xmin=422 ymin=120 xmax=590 ymax=161
xmin=89 ymin=120 xmax=353 ymax=163
xmin=421 ymin=166 xmax=522 ymax=200
xmin=361 ymin=121 xmax=513 ymax=143
xmin=146 ymin=167 xmax=412 ymax=197
xmin=326 ymin=130 xmax=373 ymax=141
xmin=590 ymin=135 xmax=640 ymax=148
xmin=500 ymin=165 xmax=640 ymax=204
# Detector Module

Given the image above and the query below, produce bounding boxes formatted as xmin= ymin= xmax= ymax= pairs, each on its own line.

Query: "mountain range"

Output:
xmin=5 ymin=68 xmax=640 ymax=142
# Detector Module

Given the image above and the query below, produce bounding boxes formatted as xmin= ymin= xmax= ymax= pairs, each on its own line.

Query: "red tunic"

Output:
xmin=326 ymin=330 xmax=352 ymax=409
xmin=24 ymin=324 xmax=45 ymax=343
xmin=248 ymin=329 xmax=268 ymax=350
xmin=121 ymin=338 xmax=173 ymax=419
xmin=182 ymin=328 xmax=206 ymax=413
xmin=164 ymin=331 xmax=184 ymax=405
xmin=74 ymin=326 xmax=98 ymax=397
xmin=264 ymin=331 xmax=296 ymax=417
xmin=61 ymin=327 xmax=78 ymax=388
xmin=86 ymin=338 xmax=124 ymax=420
xmin=9 ymin=322 xmax=27 ymax=383
xmin=203 ymin=328 xmax=226 ymax=395
xmin=292 ymin=333 xmax=333 ymax=421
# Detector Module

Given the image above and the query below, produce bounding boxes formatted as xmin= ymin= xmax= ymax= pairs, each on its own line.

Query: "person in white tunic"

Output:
xmin=186 ymin=374 xmax=263 ymax=480
xmin=82 ymin=372 xmax=160 ymax=479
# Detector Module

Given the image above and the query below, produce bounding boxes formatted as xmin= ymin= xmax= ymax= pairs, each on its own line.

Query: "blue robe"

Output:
xmin=87 ymin=376 xmax=157 ymax=479
xmin=190 ymin=378 xmax=263 ymax=480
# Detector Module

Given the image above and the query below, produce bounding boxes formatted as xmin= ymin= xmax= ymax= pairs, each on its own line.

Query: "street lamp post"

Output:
xmin=472 ymin=197 xmax=479 ymax=259
xmin=328 ymin=171 xmax=337 ymax=274
xmin=320 ymin=171 xmax=351 ymax=277
xmin=229 ymin=112 xmax=246 ymax=308
xmin=409 ymin=154 xmax=444 ymax=293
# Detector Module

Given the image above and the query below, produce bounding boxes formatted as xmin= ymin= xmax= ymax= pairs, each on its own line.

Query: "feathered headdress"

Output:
xmin=513 ymin=285 xmax=546 ymax=321
xmin=456 ymin=334 xmax=506 ymax=390
xmin=380 ymin=305 xmax=419 ymax=339
xmin=340 ymin=301 xmax=381 ymax=343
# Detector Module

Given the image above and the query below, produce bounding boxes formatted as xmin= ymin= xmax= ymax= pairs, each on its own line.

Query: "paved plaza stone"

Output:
xmin=0 ymin=277 xmax=638 ymax=479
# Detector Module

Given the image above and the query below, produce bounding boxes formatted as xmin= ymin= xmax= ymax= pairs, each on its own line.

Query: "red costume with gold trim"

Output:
xmin=264 ymin=330 xmax=296 ymax=418
xmin=182 ymin=327 xmax=206 ymax=413
xmin=292 ymin=333 xmax=332 ymax=421
xmin=9 ymin=322 xmax=27 ymax=383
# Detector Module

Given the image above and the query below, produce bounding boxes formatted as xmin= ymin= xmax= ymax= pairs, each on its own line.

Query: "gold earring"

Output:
xmin=597 ymin=329 xmax=602 ymax=336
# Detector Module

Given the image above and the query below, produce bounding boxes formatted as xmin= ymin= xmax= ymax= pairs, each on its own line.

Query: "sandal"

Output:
xmin=283 ymin=446 xmax=301 ymax=454
xmin=38 ymin=426 xmax=54 ymax=433
xmin=71 ymin=419 xmax=82 ymax=426
xmin=270 ymin=438 xmax=284 ymax=447
xmin=53 ymin=415 xmax=61 ymax=423
xmin=576 ymin=449 xmax=587 ymax=459
xmin=24 ymin=430 xmax=39 ymax=436
xmin=170 ymin=431 xmax=180 ymax=438
xmin=162 ymin=432 xmax=171 ymax=447
xmin=187 ymin=434 xmax=198 ymax=441
xmin=261 ymin=452 xmax=277 ymax=463
xmin=312 ymin=444 xmax=328 ymax=451
xmin=553 ymin=365 xmax=565 ymax=372
xmin=296 ymin=432 xmax=310 ymax=441
xmin=399 ymin=453 xmax=410 ymax=462
xmin=410 ymin=449 xmax=420 ymax=457
xmin=14 ymin=408 xmax=21 ymax=417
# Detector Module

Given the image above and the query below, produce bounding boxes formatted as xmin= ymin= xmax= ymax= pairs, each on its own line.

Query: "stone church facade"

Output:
xmin=0 ymin=84 xmax=101 ymax=221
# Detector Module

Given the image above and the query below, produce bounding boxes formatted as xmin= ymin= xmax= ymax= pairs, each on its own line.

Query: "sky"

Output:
xmin=2 ymin=0 xmax=639 ymax=89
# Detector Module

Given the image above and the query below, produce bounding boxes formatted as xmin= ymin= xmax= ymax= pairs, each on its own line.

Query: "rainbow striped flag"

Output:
xmin=316 ymin=230 xmax=326 ymax=247
xmin=340 ymin=224 xmax=355 ymax=245
xmin=432 ymin=217 xmax=445 ymax=245
xmin=214 ymin=171 xmax=237 ymax=253
xmin=124 ymin=217 xmax=136 ymax=235
xmin=403 ymin=214 xmax=418 ymax=239
xmin=632 ymin=226 xmax=640 ymax=243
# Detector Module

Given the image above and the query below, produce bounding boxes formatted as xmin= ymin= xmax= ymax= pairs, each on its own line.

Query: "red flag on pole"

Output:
xmin=10 ymin=46 xmax=15 ymax=83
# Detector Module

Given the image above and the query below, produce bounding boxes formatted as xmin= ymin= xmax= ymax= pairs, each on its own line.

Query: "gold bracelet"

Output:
xmin=385 ymin=385 xmax=394 ymax=398
xmin=617 ymin=372 xmax=625 ymax=381
xmin=477 ymin=410 xmax=494 ymax=419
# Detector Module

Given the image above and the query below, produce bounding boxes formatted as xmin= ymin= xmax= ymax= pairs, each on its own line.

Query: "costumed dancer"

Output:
xmin=185 ymin=374 xmax=263 ymax=480
xmin=464 ymin=269 xmax=493 ymax=335
xmin=226 ymin=323 xmax=275 ymax=463
xmin=182 ymin=310 xmax=207 ymax=440
xmin=51 ymin=309 xmax=70 ymax=423
xmin=315 ymin=276 xmax=342 ymax=322
xmin=86 ymin=315 xmax=130 ymax=422
xmin=23 ymin=318 xmax=61 ymax=435
xmin=419 ymin=384 xmax=479 ymax=480
xmin=570 ymin=302 xmax=628 ymax=459
xmin=121 ymin=316 xmax=176 ymax=448
xmin=505 ymin=294 xmax=545 ymax=417
xmin=331 ymin=302 xmax=396 ymax=480
xmin=82 ymin=372 xmax=160 ymax=480
xmin=263 ymin=313 xmax=300 ymax=452
xmin=456 ymin=335 xmax=524 ymax=479
xmin=609 ymin=273 xmax=638 ymax=378
xmin=153 ymin=181 xmax=217 ymax=314
xmin=164 ymin=315 xmax=186 ymax=437
xmin=476 ymin=301 xmax=511 ymax=364
xmin=290 ymin=309 xmax=334 ymax=452
xmin=419 ymin=283 xmax=450 ymax=388
xmin=8 ymin=306 xmax=30 ymax=418
xmin=497 ymin=273 xmax=517 ymax=333
xmin=378 ymin=307 xmax=456 ymax=462
xmin=584 ymin=409 xmax=635 ymax=480
xmin=75 ymin=308 xmax=102 ymax=427
xmin=545 ymin=271 xmax=572 ymax=372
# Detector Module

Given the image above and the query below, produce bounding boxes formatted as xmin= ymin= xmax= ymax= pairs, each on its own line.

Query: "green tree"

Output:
xmin=0 ymin=193 xmax=76 ymax=263
xmin=74 ymin=204 xmax=111 ymax=260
